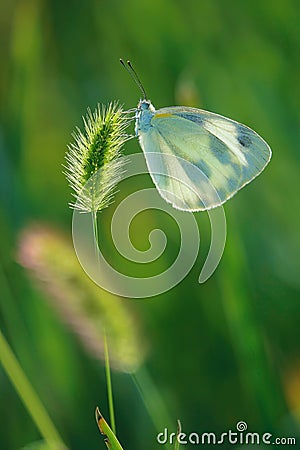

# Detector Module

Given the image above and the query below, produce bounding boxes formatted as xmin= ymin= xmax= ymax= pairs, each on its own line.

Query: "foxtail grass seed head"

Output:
xmin=18 ymin=224 xmax=145 ymax=372
xmin=65 ymin=102 xmax=131 ymax=213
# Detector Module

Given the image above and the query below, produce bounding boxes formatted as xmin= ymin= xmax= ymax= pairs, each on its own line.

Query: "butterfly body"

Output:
xmin=135 ymin=99 xmax=271 ymax=211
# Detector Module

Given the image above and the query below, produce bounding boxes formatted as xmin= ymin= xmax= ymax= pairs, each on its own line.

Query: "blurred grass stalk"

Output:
xmin=132 ymin=366 xmax=173 ymax=433
xmin=219 ymin=218 xmax=285 ymax=427
xmin=0 ymin=329 xmax=66 ymax=450
xmin=18 ymin=223 xmax=173 ymax=439
xmin=18 ymin=224 xmax=144 ymax=372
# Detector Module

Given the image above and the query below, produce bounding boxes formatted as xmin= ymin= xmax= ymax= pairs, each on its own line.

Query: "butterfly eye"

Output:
xmin=139 ymin=100 xmax=151 ymax=110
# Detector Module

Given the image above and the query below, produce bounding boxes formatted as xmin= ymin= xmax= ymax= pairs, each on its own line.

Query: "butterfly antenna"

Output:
xmin=120 ymin=59 xmax=147 ymax=99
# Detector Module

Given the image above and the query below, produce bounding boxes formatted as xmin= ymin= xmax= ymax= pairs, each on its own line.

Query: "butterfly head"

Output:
xmin=137 ymin=99 xmax=155 ymax=112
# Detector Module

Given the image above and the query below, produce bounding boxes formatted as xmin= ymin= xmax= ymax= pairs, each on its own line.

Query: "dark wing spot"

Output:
xmin=238 ymin=130 xmax=252 ymax=147
xmin=177 ymin=113 xmax=204 ymax=125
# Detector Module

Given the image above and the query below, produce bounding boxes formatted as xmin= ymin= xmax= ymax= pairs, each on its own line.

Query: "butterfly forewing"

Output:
xmin=138 ymin=106 xmax=271 ymax=211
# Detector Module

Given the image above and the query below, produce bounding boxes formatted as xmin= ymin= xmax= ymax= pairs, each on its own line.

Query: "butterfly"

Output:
xmin=121 ymin=60 xmax=272 ymax=211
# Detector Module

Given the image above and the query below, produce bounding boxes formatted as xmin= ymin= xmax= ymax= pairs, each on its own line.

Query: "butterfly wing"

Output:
xmin=138 ymin=106 xmax=271 ymax=211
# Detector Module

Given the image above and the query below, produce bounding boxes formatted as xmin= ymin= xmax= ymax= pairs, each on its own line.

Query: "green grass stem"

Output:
xmin=0 ymin=329 xmax=66 ymax=450
xmin=104 ymin=333 xmax=116 ymax=435
xmin=92 ymin=210 xmax=116 ymax=435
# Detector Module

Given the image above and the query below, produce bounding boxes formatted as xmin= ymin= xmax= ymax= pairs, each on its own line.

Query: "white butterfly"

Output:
xmin=122 ymin=60 xmax=272 ymax=211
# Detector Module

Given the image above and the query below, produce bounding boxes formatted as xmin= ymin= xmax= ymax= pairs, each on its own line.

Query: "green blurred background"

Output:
xmin=1 ymin=0 xmax=300 ymax=449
